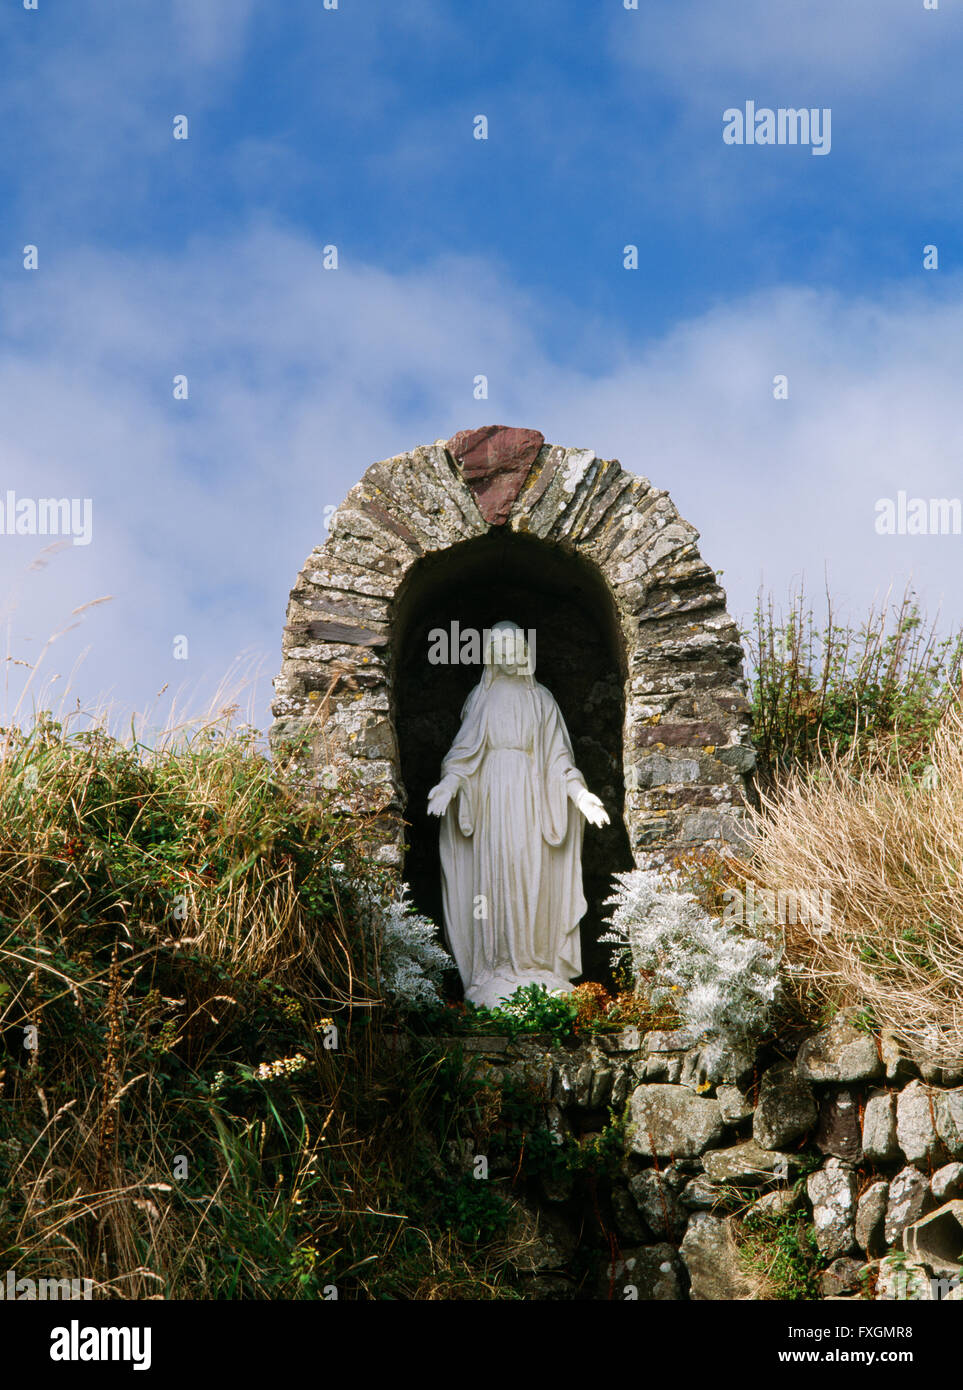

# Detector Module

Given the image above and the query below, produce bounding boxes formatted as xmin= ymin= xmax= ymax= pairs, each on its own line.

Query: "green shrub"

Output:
xmin=0 ymin=711 xmax=519 ymax=1299
xmin=746 ymin=584 xmax=962 ymax=792
xmin=738 ymin=1207 xmax=824 ymax=1300
xmin=468 ymin=983 xmax=578 ymax=1044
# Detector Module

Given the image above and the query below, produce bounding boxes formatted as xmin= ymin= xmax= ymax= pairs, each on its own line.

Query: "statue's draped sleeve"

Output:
xmin=437 ymin=684 xmax=492 ymax=979
xmin=532 ymin=686 xmax=587 ymax=979
xmin=534 ymin=686 xmax=587 ymax=847
xmin=439 ymin=684 xmax=489 ymax=837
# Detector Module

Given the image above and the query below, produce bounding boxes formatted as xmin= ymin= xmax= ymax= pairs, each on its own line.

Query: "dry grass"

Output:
xmin=0 ymin=694 xmax=525 ymax=1299
xmin=745 ymin=699 xmax=963 ymax=1067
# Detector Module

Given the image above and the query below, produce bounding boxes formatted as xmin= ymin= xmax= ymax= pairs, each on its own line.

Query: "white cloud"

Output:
xmin=604 ymin=0 xmax=963 ymax=208
xmin=611 ymin=0 xmax=958 ymax=91
xmin=169 ymin=0 xmax=260 ymax=69
xmin=2 ymin=223 xmax=962 ymax=730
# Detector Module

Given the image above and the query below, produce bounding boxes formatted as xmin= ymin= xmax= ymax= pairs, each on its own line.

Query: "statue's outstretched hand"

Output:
xmin=574 ymin=787 xmax=610 ymax=828
xmin=427 ymin=775 xmax=459 ymax=817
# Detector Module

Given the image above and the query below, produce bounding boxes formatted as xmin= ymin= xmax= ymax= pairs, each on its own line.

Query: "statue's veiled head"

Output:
xmin=483 ymin=620 xmax=535 ymax=680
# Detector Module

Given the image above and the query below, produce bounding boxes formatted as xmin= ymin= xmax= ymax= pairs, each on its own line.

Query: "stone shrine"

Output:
xmin=270 ymin=426 xmax=756 ymax=967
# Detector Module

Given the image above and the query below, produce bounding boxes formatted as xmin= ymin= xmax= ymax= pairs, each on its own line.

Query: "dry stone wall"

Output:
xmin=430 ymin=1012 xmax=963 ymax=1300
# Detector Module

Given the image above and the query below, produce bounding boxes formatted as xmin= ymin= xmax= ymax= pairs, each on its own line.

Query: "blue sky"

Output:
xmin=2 ymin=0 xmax=962 ymax=730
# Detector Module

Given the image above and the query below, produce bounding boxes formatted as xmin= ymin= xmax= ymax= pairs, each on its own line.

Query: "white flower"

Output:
xmin=253 ymin=1053 xmax=308 ymax=1081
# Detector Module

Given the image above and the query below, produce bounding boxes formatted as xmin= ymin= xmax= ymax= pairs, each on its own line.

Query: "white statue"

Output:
xmin=427 ymin=620 xmax=609 ymax=1009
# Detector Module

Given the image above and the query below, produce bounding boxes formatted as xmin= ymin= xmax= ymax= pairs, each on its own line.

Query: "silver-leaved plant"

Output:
xmin=601 ymin=867 xmax=782 ymax=1076
xmin=369 ymin=886 xmax=452 ymax=1011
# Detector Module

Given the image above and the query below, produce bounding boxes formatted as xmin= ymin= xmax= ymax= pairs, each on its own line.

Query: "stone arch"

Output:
xmin=270 ymin=426 xmax=756 ymax=900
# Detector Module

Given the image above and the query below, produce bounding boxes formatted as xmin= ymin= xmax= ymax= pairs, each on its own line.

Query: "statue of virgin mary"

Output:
xmin=427 ymin=620 xmax=609 ymax=1009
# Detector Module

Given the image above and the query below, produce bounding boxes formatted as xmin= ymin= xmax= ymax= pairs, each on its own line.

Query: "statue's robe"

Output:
xmin=438 ymin=673 xmax=587 ymax=1008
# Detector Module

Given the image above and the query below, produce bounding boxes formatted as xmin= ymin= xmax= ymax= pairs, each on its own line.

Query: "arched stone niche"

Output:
xmin=391 ymin=528 xmax=635 ymax=981
xmin=270 ymin=427 xmax=756 ymax=952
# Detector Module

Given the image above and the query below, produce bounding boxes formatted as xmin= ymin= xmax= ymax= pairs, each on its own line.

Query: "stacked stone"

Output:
xmin=270 ymin=426 xmax=754 ymax=866
xmin=631 ymin=1013 xmax=963 ymax=1299
xmin=271 ymin=442 xmax=477 ymax=859
xmin=437 ymin=1009 xmax=963 ymax=1300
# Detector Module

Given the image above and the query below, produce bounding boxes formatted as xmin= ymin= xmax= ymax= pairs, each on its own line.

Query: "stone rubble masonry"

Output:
xmin=821 ymin=1257 xmax=866 ymax=1298
xmin=807 ymin=1158 xmax=857 ymax=1259
xmin=796 ymin=1011 xmax=883 ymax=1084
xmin=884 ymin=1165 xmax=933 ymax=1247
xmin=932 ymin=1162 xmax=963 ymax=1202
xmin=815 ymin=1087 xmax=862 ymax=1163
xmin=702 ymin=1139 xmax=796 ymax=1185
xmin=270 ymin=428 xmax=755 ymax=867
xmin=862 ymin=1089 xmax=900 ymax=1162
xmin=628 ymin=1083 xmax=726 ymax=1158
xmin=752 ymin=1061 xmax=817 ymax=1150
xmin=680 ymin=1213 xmax=755 ymax=1300
xmin=855 ymin=1181 xmax=889 ymax=1258
xmin=427 ymin=1021 xmax=963 ymax=1299
xmin=446 ymin=425 xmax=546 ymax=525
xmin=895 ymin=1079 xmax=963 ymax=1167
xmin=896 ymin=1079 xmax=945 ymax=1167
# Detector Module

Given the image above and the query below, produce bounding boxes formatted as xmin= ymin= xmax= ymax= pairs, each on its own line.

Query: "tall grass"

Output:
xmin=745 ymin=700 xmax=963 ymax=1067
xmin=0 ymin=705 xmax=516 ymax=1299
xmin=746 ymin=584 xmax=963 ymax=793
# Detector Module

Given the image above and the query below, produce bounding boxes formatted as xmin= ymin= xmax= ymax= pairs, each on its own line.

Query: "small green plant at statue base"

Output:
xmin=469 ymin=982 xmax=578 ymax=1044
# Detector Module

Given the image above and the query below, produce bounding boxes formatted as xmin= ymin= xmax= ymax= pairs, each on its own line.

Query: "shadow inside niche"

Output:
xmin=392 ymin=530 xmax=633 ymax=994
